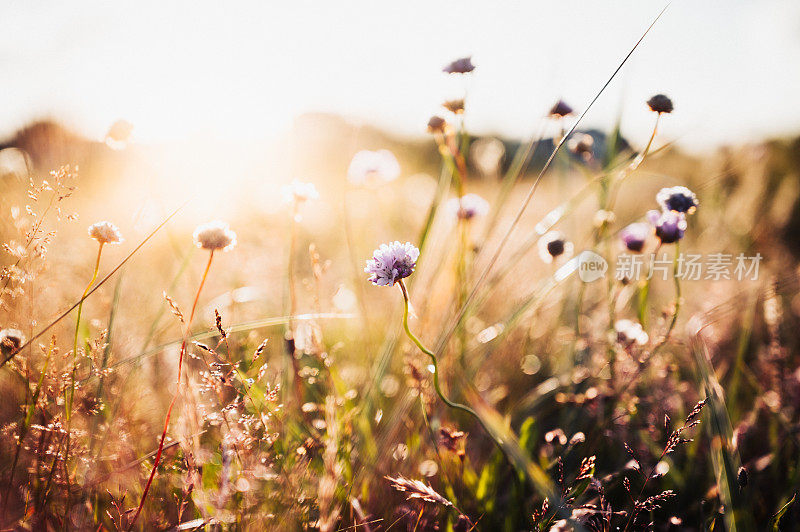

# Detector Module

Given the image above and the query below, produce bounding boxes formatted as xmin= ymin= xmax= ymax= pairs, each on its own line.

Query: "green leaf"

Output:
xmin=769 ymin=494 xmax=795 ymax=531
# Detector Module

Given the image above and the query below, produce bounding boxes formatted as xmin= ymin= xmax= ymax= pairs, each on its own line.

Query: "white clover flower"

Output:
xmin=347 ymin=150 xmax=401 ymax=185
xmin=193 ymin=221 xmax=237 ymax=252
xmin=614 ymin=319 xmax=649 ymax=346
xmin=88 ymin=221 xmax=123 ymax=245
xmin=282 ymin=180 xmax=320 ymax=204
xmin=538 ymin=231 xmax=573 ymax=264
xmin=446 ymin=193 xmax=490 ymax=221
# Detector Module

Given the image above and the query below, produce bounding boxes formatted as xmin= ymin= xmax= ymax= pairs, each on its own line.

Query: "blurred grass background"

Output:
xmin=1 ymin=103 xmax=800 ymax=529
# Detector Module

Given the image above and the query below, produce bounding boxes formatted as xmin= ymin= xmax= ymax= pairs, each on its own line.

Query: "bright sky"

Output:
xmin=2 ymin=0 xmax=800 ymax=151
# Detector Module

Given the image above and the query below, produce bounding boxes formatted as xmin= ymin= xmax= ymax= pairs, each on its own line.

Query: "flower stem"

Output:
xmin=630 ymin=113 xmax=660 ymax=171
xmin=61 ymin=242 xmax=103 ymax=524
xmin=650 ymin=242 xmax=682 ymax=355
xmin=286 ymin=204 xmax=305 ymax=406
xmin=67 ymin=243 xmax=104 ymax=419
xmin=127 ymin=250 xmax=214 ymax=530
xmin=397 ymin=280 xmax=506 ymax=455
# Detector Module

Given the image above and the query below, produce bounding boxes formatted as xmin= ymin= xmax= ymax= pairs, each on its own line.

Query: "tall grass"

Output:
xmin=1 ymin=5 xmax=800 ymax=531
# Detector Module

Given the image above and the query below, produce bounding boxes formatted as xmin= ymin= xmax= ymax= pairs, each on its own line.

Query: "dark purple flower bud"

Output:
xmin=656 ymin=186 xmax=698 ymax=214
xmin=538 ymin=231 xmax=573 ymax=263
xmin=0 ymin=329 xmax=25 ymax=355
xmin=442 ymin=56 xmax=475 ymax=74
xmin=619 ymin=223 xmax=651 ymax=253
xmin=737 ymin=467 xmax=748 ymax=489
xmin=442 ymin=99 xmax=465 ymax=114
xmin=647 ymin=94 xmax=674 ymax=114
xmin=427 ymin=116 xmax=447 ymax=134
xmin=647 ymin=210 xmax=687 ymax=244
xmin=549 ymin=100 xmax=574 ymax=118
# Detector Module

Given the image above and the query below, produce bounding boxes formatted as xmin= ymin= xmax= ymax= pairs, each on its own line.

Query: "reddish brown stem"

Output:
xmin=127 ymin=250 xmax=214 ymax=530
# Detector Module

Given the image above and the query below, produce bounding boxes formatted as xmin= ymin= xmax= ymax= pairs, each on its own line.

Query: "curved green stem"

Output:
xmin=397 ymin=280 xmax=504 ymax=453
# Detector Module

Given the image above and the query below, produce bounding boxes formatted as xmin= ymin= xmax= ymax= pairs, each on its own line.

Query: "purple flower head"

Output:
xmin=427 ymin=116 xmax=447 ymax=134
xmin=647 ymin=94 xmax=674 ymax=114
xmin=446 ymin=193 xmax=489 ymax=221
xmin=619 ymin=222 xmax=651 ymax=253
xmin=656 ymin=186 xmax=698 ymax=215
xmin=365 ymin=241 xmax=420 ymax=286
xmin=647 ymin=210 xmax=687 ymax=244
xmin=442 ymin=56 xmax=475 ymax=74
xmin=548 ymin=100 xmax=574 ymax=118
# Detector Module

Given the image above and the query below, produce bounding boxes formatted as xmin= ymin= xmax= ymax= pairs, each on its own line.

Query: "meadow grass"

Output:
xmin=1 ymin=12 xmax=800 ymax=532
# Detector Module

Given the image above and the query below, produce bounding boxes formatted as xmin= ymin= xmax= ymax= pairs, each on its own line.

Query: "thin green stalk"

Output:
xmin=456 ymin=217 xmax=469 ymax=363
xmin=638 ymin=243 xmax=661 ymax=329
xmin=286 ymin=201 xmax=305 ymax=407
xmin=397 ymin=280 xmax=506 ymax=458
xmin=62 ymin=242 xmax=104 ymax=528
xmin=67 ymin=243 xmax=104 ymax=418
xmin=666 ymin=242 xmax=682 ymax=338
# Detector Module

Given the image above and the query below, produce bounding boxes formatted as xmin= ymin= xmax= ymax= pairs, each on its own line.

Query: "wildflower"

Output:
xmin=442 ymin=99 xmax=465 ymax=114
xmin=737 ymin=466 xmax=748 ymax=488
xmin=0 ymin=329 xmax=25 ymax=354
xmin=347 ymin=150 xmax=401 ymax=185
xmin=470 ymin=137 xmax=505 ymax=175
xmin=593 ymin=209 xmax=616 ymax=229
xmin=193 ymin=221 xmax=237 ymax=252
xmin=427 ymin=116 xmax=447 ymax=134
xmin=282 ymin=180 xmax=319 ymax=204
xmin=619 ymin=222 xmax=651 ymax=253
xmin=538 ymin=231 xmax=573 ymax=263
xmin=615 ymin=319 xmax=649 ymax=346
xmin=548 ymin=100 xmax=574 ymax=118
xmin=647 ymin=210 xmax=686 ymax=244
xmin=106 ymin=119 xmax=133 ymax=143
xmin=87 ymin=221 xmax=123 ymax=245
xmin=647 ymin=94 xmax=674 ymax=114
xmin=656 ymin=185 xmax=698 ymax=215
xmin=446 ymin=193 xmax=489 ymax=221
xmin=442 ymin=56 xmax=475 ymax=74
xmin=364 ymin=241 xmax=419 ymax=286
xmin=568 ymin=133 xmax=594 ymax=159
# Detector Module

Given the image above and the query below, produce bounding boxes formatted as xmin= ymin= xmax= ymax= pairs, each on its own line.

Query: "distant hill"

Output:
xmin=0 ymin=114 xmax=631 ymax=181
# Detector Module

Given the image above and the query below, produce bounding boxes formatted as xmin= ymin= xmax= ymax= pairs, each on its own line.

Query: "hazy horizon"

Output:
xmin=3 ymin=1 xmax=800 ymax=152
